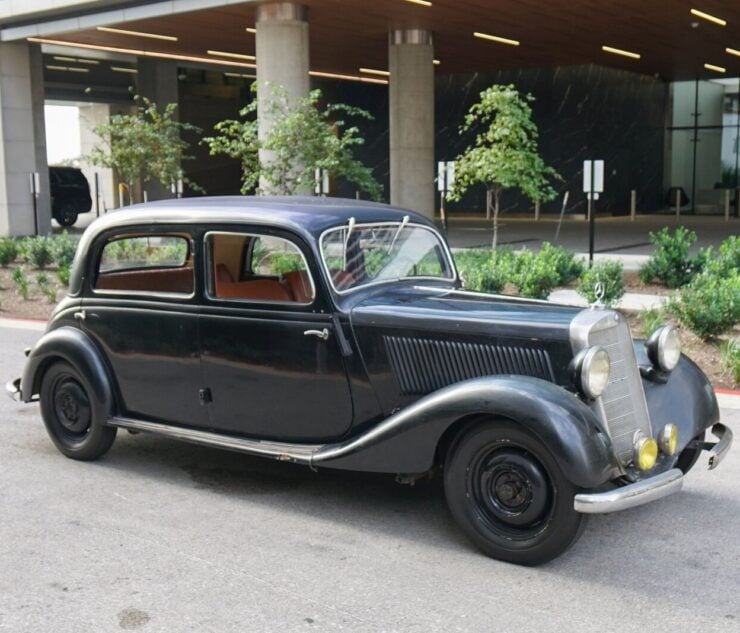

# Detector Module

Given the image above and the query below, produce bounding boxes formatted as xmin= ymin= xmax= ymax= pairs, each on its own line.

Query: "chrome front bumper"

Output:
xmin=574 ymin=422 xmax=733 ymax=514
xmin=5 ymin=378 xmax=21 ymax=402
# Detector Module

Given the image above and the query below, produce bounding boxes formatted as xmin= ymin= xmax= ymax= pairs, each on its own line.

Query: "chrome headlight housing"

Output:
xmin=646 ymin=325 xmax=681 ymax=372
xmin=574 ymin=346 xmax=611 ymax=399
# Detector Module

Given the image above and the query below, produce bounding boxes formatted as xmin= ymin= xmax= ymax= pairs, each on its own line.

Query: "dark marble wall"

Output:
xmin=435 ymin=65 xmax=668 ymax=216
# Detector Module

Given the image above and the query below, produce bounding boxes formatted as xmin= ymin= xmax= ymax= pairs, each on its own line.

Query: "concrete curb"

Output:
xmin=0 ymin=317 xmax=46 ymax=331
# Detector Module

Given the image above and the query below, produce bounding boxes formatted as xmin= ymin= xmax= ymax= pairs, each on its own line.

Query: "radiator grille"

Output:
xmin=586 ymin=316 xmax=652 ymax=464
xmin=384 ymin=336 xmax=555 ymax=395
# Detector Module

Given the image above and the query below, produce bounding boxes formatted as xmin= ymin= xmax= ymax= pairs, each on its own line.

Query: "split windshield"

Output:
xmin=320 ymin=221 xmax=455 ymax=292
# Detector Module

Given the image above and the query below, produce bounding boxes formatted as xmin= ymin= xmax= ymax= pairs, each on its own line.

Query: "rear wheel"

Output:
xmin=39 ymin=361 xmax=116 ymax=461
xmin=53 ymin=203 xmax=78 ymax=227
xmin=444 ymin=420 xmax=585 ymax=566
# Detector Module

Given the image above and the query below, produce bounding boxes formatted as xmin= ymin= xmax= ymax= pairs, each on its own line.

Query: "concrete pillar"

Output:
xmin=136 ymin=58 xmax=179 ymax=202
xmin=255 ymin=2 xmax=309 ymax=194
xmin=78 ymin=103 xmax=119 ymax=213
xmin=0 ymin=42 xmax=51 ymax=236
xmin=389 ymin=29 xmax=435 ymax=220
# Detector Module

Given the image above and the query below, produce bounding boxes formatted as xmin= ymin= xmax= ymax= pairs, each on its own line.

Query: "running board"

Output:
xmin=109 ymin=416 xmax=323 ymax=465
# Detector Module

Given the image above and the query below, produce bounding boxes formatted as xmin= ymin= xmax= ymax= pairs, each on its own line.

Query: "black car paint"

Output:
xmin=50 ymin=166 xmax=92 ymax=219
xmin=19 ymin=197 xmax=719 ymax=488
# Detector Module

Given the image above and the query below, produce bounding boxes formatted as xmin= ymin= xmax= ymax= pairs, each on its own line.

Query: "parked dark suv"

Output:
xmin=49 ymin=166 xmax=92 ymax=227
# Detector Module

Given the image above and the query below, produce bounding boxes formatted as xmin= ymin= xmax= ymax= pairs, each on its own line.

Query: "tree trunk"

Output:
xmin=491 ymin=186 xmax=501 ymax=250
xmin=485 ymin=189 xmax=492 ymax=221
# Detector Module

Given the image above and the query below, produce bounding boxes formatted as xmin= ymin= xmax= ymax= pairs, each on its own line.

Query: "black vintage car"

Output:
xmin=6 ymin=197 xmax=732 ymax=565
xmin=49 ymin=166 xmax=93 ymax=227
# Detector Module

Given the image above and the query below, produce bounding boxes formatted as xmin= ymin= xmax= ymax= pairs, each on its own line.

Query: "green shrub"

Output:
xmin=638 ymin=226 xmax=702 ymax=288
xmin=51 ymin=231 xmax=78 ymax=268
xmin=11 ymin=267 xmax=29 ymax=300
xmin=701 ymin=235 xmax=740 ymax=278
xmin=454 ymin=248 xmax=512 ymax=294
xmin=720 ymin=340 xmax=740 ymax=384
xmin=36 ymin=273 xmax=57 ymax=303
xmin=57 ymin=263 xmax=71 ymax=287
xmin=577 ymin=260 xmax=625 ymax=307
xmin=668 ymin=271 xmax=740 ymax=339
xmin=639 ymin=307 xmax=664 ymax=339
xmin=512 ymin=250 xmax=560 ymax=299
xmin=35 ymin=272 xmax=48 ymax=286
xmin=21 ymin=236 xmax=54 ymax=270
xmin=537 ymin=242 xmax=584 ymax=285
xmin=0 ymin=237 xmax=20 ymax=267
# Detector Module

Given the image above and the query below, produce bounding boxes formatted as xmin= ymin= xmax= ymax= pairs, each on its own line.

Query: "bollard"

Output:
xmin=630 ymin=190 xmax=636 ymax=221
xmin=675 ymin=188 xmax=681 ymax=221
xmin=534 ymin=200 xmax=540 ymax=221
xmin=725 ymin=189 xmax=730 ymax=221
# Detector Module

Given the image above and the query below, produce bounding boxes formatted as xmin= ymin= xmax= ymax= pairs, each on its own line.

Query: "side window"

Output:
xmin=95 ymin=234 xmax=193 ymax=295
xmin=208 ymin=232 xmax=315 ymax=304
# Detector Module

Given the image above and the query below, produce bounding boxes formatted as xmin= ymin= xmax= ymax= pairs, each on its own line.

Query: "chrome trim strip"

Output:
xmin=5 ymin=378 xmax=21 ymax=402
xmin=708 ymin=423 xmax=733 ymax=470
xmin=108 ymin=416 xmax=322 ymax=463
xmin=573 ymin=468 xmax=683 ymax=514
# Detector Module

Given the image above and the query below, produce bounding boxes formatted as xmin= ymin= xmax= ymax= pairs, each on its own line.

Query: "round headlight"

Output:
xmin=576 ymin=346 xmax=611 ymax=399
xmin=647 ymin=325 xmax=681 ymax=372
xmin=634 ymin=433 xmax=658 ymax=471
xmin=658 ymin=423 xmax=679 ymax=456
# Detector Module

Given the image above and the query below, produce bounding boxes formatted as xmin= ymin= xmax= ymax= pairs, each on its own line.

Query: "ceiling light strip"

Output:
xmin=246 ymin=27 xmax=257 ymax=34
xmin=473 ymin=31 xmax=519 ymax=46
xmin=97 ymin=26 xmax=178 ymax=41
xmin=403 ymin=0 xmax=432 ymax=6
xmin=704 ymin=63 xmax=726 ymax=73
xmin=601 ymin=45 xmax=641 ymax=59
xmin=53 ymin=55 xmax=99 ymax=65
xmin=726 ymin=47 xmax=740 ymax=57
xmin=359 ymin=67 xmax=390 ymax=76
xmin=111 ymin=66 xmax=138 ymax=73
xmin=46 ymin=65 xmax=89 ymax=73
xmin=690 ymin=8 xmax=726 ymax=26
xmin=310 ymin=70 xmax=388 ymax=85
xmin=27 ymin=37 xmax=257 ymax=69
xmin=207 ymin=50 xmax=256 ymax=61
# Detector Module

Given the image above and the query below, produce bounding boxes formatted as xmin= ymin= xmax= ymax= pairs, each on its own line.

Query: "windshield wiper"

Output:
xmin=343 ymin=216 xmax=356 ymax=269
xmin=387 ymin=215 xmax=409 ymax=254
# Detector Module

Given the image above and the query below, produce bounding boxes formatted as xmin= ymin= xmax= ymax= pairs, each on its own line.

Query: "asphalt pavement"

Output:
xmin=1 ymin=324 xmax=738 ymax=633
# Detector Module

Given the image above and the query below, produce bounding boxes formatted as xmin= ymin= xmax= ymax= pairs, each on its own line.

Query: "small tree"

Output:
xmin=203 ymin=85 xmax=382 ymax=200
xmin=89 ymin=95 xmax=202 ymax=203
xmin=448 ymin=85 xmax=560 ymax=248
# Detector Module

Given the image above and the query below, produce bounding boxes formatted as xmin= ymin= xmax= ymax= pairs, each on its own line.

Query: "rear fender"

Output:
xmin=313 ymin=376 xmax=618 ymax=488
xmin=21 ymin=326 xmax=115 ymax=417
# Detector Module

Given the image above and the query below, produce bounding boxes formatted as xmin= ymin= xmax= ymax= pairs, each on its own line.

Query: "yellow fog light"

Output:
xmin=634 ymin=434 xmax=658 ymax=471
xmin=658 ymin=423 xmax=679 ymax=456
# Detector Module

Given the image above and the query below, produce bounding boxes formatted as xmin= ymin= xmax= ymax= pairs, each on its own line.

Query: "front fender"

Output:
xmin=313 ymin=376 xmax=618 ymax=488
xmin=21 ymin=326 xmax=115 ymax=417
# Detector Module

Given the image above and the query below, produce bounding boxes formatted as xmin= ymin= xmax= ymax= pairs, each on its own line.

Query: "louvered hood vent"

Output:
xmin=384 ymin=335 xmax=555 ymax=395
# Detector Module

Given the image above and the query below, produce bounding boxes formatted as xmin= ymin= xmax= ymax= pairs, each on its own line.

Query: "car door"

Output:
xmin=198 ymin=228 xmax=353 ymax=442
xmin=81 ymin=228 xmax=209 ymax=428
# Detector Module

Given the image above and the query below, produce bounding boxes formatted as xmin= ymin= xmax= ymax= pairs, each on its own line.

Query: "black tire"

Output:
xmin=39 ymin=360 xmax=116 ymax=461
xmin=675 ymin=431 xmax=705 ymax=474
xmin=444 ymin=420 xmax=585 ymax=566
xmin=53 ymin=204 xmax=78 ymax=227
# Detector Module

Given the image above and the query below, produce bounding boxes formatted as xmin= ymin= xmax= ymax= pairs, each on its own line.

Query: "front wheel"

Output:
xmin=39 ymin=360 xmax=116 ymax=461
xmin=444 ymin=420 xmax=585 ymax=566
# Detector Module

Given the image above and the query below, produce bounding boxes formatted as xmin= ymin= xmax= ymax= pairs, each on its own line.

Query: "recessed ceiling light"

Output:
xmin=207 ymin=50 xmax=256 ymax=61
xmin=473 ymin=32 xmax=519 ymax=46
xmin=690 ymin=8 xmax=726 ymax=26
xmin=602 ymin=45 xmax=641 ymax=59
xmin=433 ymin=59 xmax=440 ymax=65
xmin=111 ymin=66 xmax=138 ymax=74
xmin=310 ymin=70 xmax=388 ymax=85
xmin=46 ymin=65 xmax=89 ymax=73
xmin=403 ymin=0 xmax=432 ymax=6
xmin=359 ymin=67 xmax=390 ymax=76
xmin=726 ymin=47 xmax=740 ymax=57
xmin=97 ymin=26 xmax=178 ymax=41
xmin=704 ymin=63 xmax=726 ymax=73
xmin=246 ymin=27 xmax=256 ymax=34
xmin=53 ymin=55 xmax=99 ymax=65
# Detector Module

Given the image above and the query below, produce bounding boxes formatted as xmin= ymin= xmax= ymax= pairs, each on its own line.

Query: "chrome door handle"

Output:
xmin=73 ymin=310 xmax=86 ymax=322
xmin=304 ymin=328 xmax=329 ymax=341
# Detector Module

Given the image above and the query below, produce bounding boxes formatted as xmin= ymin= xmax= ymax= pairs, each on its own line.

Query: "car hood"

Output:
xmin=347 ymin=284 xmax=582 ymax=413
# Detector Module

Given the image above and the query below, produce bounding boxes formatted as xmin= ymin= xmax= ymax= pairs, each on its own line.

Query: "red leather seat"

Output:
xmin=283 ymin=270 xmax=313 ymax=303
xmin=215 ymin=279 xmax=292 ymax=302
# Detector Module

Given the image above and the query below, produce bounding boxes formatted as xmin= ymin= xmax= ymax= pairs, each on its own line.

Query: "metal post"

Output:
xmin=143 ymin=190 xmax=148 ymax=203
xmin=630 ymin=189 xmax=637 ymax=221
xmin=440 ymin=191 xmax=448 ymax=233
xmin=118 ymin=183 xmax=124 ymax=209
xmin=554 ymin=191 xmax=569 ymax=244
xmin=29 ymin=173 xmax=39 ymax=235
xmin=534 ymin=200 xmax=541 ymax=221
xmin=588 ymin=162 xmax=595 ymax=266
xmin=675 ymin=188 xmax=681 ymax=222
xmin=724 ymin=189 xmax=730 ymax=221
xmin=94 ymin=173 xmax=100 ymax=217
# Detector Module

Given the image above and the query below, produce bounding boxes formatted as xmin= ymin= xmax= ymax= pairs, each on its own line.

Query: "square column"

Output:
xmin=0 ymin=42 xmax=51 ymax=236
xmin=389 ymin=29 xmax=435 ymax=220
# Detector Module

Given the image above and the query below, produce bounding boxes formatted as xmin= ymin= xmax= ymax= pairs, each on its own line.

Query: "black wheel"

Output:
xmin=675 ymin=431 xmax=705 ymax=474
xmin=39 ymin=361 xmax=116 ymax=461
xmin=444 ymin=420 xmax=585 ymax=566
xmin=53 ymin=204 xmax=78 ymax=227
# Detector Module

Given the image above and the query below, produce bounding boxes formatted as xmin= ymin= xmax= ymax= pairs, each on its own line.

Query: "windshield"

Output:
xmin=320 ymin=221 xmax=456 ymax=292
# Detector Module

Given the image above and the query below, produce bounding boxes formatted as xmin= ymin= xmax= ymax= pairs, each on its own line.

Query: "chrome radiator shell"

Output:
xmin=570 ymin=309 xmax=653 ymax=465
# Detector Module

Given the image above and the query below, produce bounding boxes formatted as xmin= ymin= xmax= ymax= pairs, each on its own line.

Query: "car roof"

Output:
xmin=68 ymin=196 xmax=438 ymax=295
